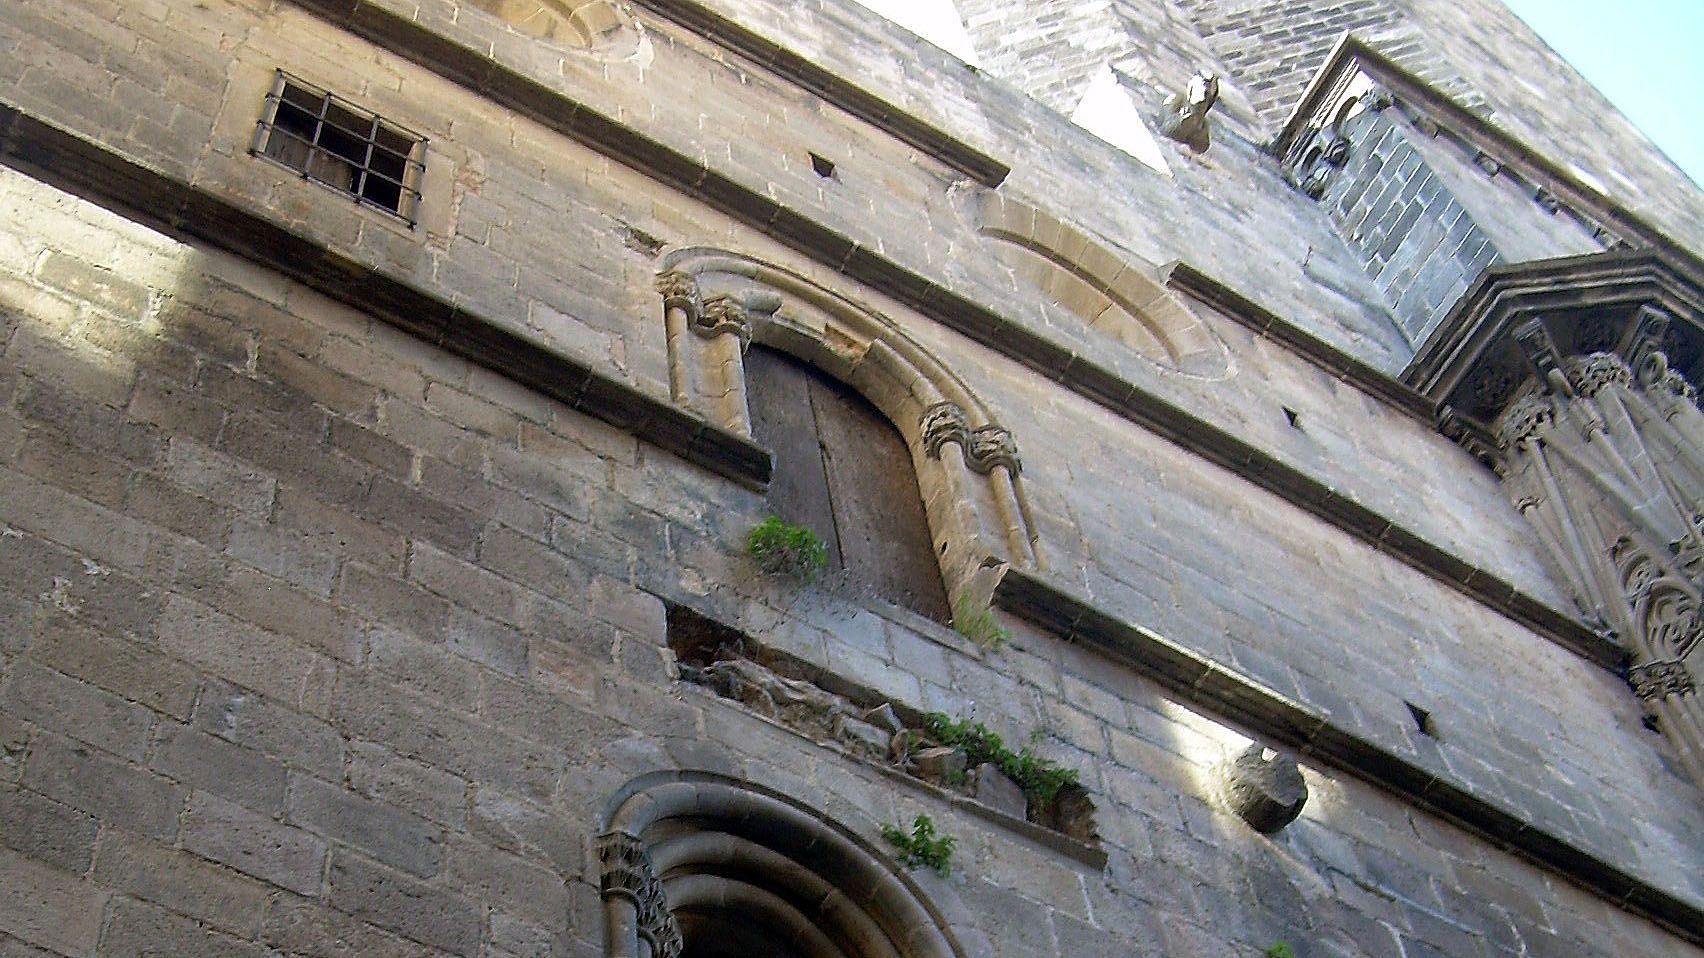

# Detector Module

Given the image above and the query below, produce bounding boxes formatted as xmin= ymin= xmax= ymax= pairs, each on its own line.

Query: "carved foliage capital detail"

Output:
xmin=597 ymin=832 xmax=682 ymax=958
xmin=655 ymin=270 xmax=700 ymax=318
xmin=1628 ymin=660 xmax=1696 ymax=700
xmin=697 ymin=294 xmax=753 ymax=347
xmin=920 ymin=401 xmax=1021 ymax=474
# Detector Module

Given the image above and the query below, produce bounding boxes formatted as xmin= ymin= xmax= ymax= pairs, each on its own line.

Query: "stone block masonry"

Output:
xmin=0 ymin=0 xmax=1697 ymax=954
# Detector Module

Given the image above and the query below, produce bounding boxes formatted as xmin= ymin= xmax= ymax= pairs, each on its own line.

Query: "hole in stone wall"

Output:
xmin=808 ymin=152 xmax=837 ymax=179
xmin=1282 ymin=406 xmax=1302 ymax=429
xmin=666 ymin=603 xmax=748 ymax=668
xmin=1405 ymin=700 xmax=1439 ymax=739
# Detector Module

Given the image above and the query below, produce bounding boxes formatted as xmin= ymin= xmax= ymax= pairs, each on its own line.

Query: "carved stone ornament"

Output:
xmin=1219 ymin=744 xmax=1308 ymax=833
xmin=920 ymin=401 xmax=1021 ymax=474
xmin=654 ymin=270 xmax=700 ymax=318
xmin=1628 ymin=660 xmax=1697 ymax=701
xmin=1155 ymin=71 xmax=1219 ymax=153
xmin=1493 ymin=391 xmax=1554 ymax=448
xmin=968 ymin=425 xmax=1021 ymax=475
xmin=1566 ymin=352 xmax=1632 ymax=397
xmin=696 ymin=293 xmax=754 ymax=347
xmin=596 ymin=832 xmax=683 ymax=958
xmin=920 ymin=401 xmax=970 ymax=459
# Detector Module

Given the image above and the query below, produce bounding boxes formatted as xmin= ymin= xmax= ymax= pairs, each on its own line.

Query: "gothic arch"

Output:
xmin=973 ymin=192 xmax=1232 ymax=379
xmin=595 ymin=771 xmax=977 ymax=958
xmin=654 ymin=249 xmax=1043 ymax=614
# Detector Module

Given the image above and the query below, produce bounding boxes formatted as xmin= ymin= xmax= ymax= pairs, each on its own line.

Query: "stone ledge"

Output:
xmin=629 ymin=0 xmax=1009 ymax=188
xmin=674 ymin=681 xmax=1108 ymax=871
xmin=0 ymin=104 xmax=772 ymax=493
xmin=278 ymin=0 xmax=1611 ymax=669
xmin=1165 ymin=261 xmax=1433 ymax=418
xmin=992 ymin=568 xmax=1704 ymax=946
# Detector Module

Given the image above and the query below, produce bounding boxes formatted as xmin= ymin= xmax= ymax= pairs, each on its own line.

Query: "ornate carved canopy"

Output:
xmin=1404 ymin=250 xmax=1704 ymax=464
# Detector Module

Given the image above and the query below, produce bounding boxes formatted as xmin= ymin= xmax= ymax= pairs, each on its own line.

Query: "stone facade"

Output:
xmin=0 ymin=1 xmax=1698 ymax=958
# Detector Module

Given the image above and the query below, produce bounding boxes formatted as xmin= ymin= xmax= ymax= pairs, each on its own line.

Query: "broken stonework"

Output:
xmin=911 ymin=746 xmax=967 ymax=784
xmin=973 ymin=763 xmax=1028 ymax=820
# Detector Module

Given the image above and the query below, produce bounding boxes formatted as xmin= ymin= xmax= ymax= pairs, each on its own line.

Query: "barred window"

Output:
xmin=251 ymin=72 xmax=425 ymax=225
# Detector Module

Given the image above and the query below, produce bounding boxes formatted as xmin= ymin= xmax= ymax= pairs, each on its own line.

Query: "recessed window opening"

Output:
xmin=808 ymin=152 xmax=837 ymax=179
xmin=1405 ymin=700 xmax=1439 ymax=739
xmin=251 ymin=71 xmax=426 ymax=225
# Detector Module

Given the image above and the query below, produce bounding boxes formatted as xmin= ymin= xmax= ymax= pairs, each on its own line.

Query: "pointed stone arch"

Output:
xmin=595 ymin=771 xmax=979 ymax=958
xmin=654 ymin=249 xmax=1043 ymax=614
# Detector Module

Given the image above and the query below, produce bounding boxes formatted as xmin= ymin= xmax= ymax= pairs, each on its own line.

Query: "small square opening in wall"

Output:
xmin=251 ymin=71 xmax=426 ymax=225
xmin=808 ymin=152 xmax=838 ymax=179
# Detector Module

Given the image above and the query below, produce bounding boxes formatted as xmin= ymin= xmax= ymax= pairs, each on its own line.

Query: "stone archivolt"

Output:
xmin=972 ymin=192 xmax=1232 ymax=380
xmin=596 ymin=772 xmax=975 ymax=958
xmin=654 ymin=250 xmax=1043 ymax=612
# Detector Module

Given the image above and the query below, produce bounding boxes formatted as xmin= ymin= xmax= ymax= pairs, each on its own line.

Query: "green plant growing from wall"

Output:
xmin=1264 ymin=943 xmax=1297 ymax=958
xmin=952 ymin=593 xmax=1010 ymax=649
xmin=922 ymin=713 xmax=1080 ymax=808
xmin=745 ymin=515 xmax=827 ymax=581
xmin=880 ymin=814 xmax=955 ymax=875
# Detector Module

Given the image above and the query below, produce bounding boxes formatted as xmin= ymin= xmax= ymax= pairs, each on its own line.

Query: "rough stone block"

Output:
xmin=1 ymin=660 xmax=154 ymax=761
xmin=0 ymin=846 xmax=109 ymax=958
xmin=98 ymin=897 xmax=269 ymax=958
xmin=91 ymin=830 xmax=269 ymax=936
xmin=182 ymin=791 xmax=327 ymax=896
xmin=0 ymin=786 xmax=100 ymax=874
xmin=286 ymin=774 xmax=444 ymax=878
xmin=21 ymin=732 xmax=184 ymax=841
xmin=973 ymin=762 xmax=1028 ymax=819
xmin=151 ymin=723 xmax=288 ymax=817
xmin=326 ymin=852 xmax=483 ymax=957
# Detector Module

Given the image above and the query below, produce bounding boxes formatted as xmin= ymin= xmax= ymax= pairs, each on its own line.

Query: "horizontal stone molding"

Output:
xmin=628 ymin=0 xmax=1009 ymax=188
xmin=272 ymin=0 xmax=1609 ymax=667
xmin=1165 ymin=262 xmax=1432 ymax=418
xmin=992 ymin=568 xmax=1704 ymax=946
xmin=0 ymin=103 xmax=771 ymax=492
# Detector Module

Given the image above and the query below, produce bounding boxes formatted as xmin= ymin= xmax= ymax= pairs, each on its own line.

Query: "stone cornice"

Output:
xmin=626 ymin=0 xmax=1009 ymax=188
xmin=993 ymin=568 xmax=1704 ymax=947
xmin=1403 ymin=250 xmax=1704 ymax=460
xmin=1164 ymin=262 xmax=1432 ymax=418
xmin=0 ymin=104 xmax=773 ymax=492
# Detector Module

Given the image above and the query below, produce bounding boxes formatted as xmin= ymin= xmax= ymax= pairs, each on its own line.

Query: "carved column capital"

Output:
xmin=968 ymin=425 xmax=1021 ymax=475
xmin=921 ymin=403 xmax=1022 ymax=475
xmin=597 ymin=832 xmax=683 ymax=958
xmin=1494 ymin=392 xmax=1556 ymax=449
xmin=1566 ymin=352 xmax=1632 ymax=397
xmin=921 ymin=401 xmax=970 ymax=459
xmin=697 ymin=293 xmax=754 ymax=347
xmin=1628 ymin=660 xmax=1697 ymax=701
xmin=655 ymin=270 xmax=701 ymax=319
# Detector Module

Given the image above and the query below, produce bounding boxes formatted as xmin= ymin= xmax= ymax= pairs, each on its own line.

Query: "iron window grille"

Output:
xmin=250 ymin=71 xmax=426 ymax=225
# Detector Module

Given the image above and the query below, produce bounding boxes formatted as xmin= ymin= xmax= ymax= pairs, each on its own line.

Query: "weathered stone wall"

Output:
xmin=0 ymin=0 xmax=1699 ymax=956
xmin=0 ymin=168 xmax=1694 ymax=958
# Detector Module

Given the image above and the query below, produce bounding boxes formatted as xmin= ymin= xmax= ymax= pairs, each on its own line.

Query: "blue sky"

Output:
xmin=1501 ymin=0 xmax=1704 ymax=186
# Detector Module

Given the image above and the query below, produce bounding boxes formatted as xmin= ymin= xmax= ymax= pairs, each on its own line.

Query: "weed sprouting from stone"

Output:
xmin=880 ymin=814 xmax=955 ymax=875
